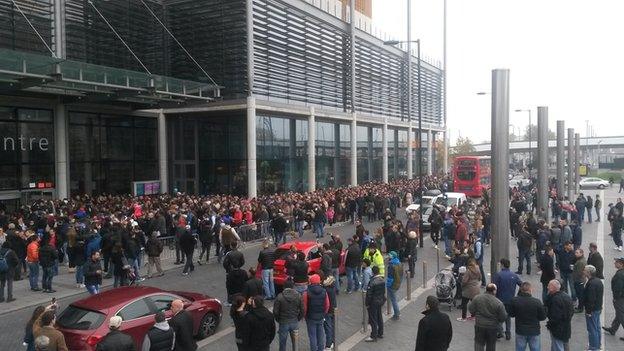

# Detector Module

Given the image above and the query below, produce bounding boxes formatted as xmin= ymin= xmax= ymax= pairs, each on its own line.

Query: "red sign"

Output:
xmin=37 ymin=182 xmax=45 ymax=188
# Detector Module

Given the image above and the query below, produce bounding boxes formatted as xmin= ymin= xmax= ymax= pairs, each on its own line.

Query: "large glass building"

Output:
xmin=0 ymin=0 xmax=444 ymax=206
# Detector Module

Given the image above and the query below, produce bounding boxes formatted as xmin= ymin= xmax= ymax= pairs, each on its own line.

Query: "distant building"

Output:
xmin=339 ymin=0 xmax=373 ymax=19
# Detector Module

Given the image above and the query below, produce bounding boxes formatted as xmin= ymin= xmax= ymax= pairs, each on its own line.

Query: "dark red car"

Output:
xmin=256 ymin=241 xmax=346 ymax=286
xmin=56 ymin=286 xmax=222 ymax=351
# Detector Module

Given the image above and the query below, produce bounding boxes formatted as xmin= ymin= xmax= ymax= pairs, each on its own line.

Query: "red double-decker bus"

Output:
xmin=453 ymin=156 xmax=491 ymax=197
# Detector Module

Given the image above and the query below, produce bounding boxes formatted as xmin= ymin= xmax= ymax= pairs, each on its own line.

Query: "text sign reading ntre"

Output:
xmin=2 ymin=136 xmax=50 ymax=151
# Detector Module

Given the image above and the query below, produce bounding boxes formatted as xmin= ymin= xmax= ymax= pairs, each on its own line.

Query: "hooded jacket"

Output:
xmin=386 ymin=257 xmax=402 ymax=290
xmin=142 ymin=321 xmax=174 ymax=351
xmin=273 ymin=288 xmax=304 ymax=324
xmin=242 ymin=305 xmax=276 ymax=349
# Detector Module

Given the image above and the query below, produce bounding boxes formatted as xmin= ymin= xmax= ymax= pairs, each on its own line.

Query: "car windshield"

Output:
xmin=57 ymin=305 xmax=106 ymax=331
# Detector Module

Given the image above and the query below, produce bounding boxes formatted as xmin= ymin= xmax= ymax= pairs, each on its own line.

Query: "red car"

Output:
xmin=256 ymin=241 xmax=346 ymax=286
xmin=56 ymin=286 xmax=222 ymax=351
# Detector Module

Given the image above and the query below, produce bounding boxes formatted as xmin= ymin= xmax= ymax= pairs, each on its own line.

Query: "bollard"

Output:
xmin=333 ymin=308 xmax=338 ymax=351
xmin=406 ymin=270 xmax=412 ymax=300
xmin=422 ymin=261 xmax=427 ymax=288
xmin=361 ymin=290 xmax=368 ymax=333
xmin=436 ymin=246 xmax=440 ymax=273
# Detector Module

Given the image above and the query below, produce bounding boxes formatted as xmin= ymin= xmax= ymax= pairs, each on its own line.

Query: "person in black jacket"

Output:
xmin=289 ymin=252 xmax=309 ymax=294
xmin=257 ymin=241 xmax=276 ymax=300
xmin=242 ymin=267 xmax=263 ymax=299
xmin=145 ymin=232 xmax=164 ymax=278
xmin=345 ymin=237 xmax=361 ymax=293
xmin=73 ymin=237 xmax=87 ymax=289
xmin=545 ymin=279 xmax=573 ymax=351
xmin=142 ymin=312 xmax=174 ymax=351
xmin=241 ymin=296 xmax=276 ymax=351
xmin=582 ymin=265 xmax=603 ymax=350
xmin=38 ymin=238 xmax=58 ymax=294
xmin=365 ymin=266 xmax=386 ymax=342
xmin=587 ymin=243 xmax=604 ymax=279
xmin=539 ymin=246 xmax=556 ymax=302
xmin=169 ymin=300 xmax=197 ymax=351
xmin=83 ymin=251 xmax=103 ymax=295
xmin=509 ymin=282 xmax=546 ymax=350
xmin=197 ymin=215 xmax=214 ymax=265
xmin=179 ymin=226 xmax=196 ymax=276
xmin=272 ymin=213 xmax=289 ymax=246
xmin=227 ymin=266 xmax=249 ymax=304
xmin=414 ymin=296 xmax=452 ymax=351
xmin=0 ymin=241 xmax=19 ymax=302
xmin=95 ymin=316 xmax=136 ymax=351
xmin=319 ymin=244 xmax=332 ymax=279
xmin=223 ymin=244 xmax=245 ymax=274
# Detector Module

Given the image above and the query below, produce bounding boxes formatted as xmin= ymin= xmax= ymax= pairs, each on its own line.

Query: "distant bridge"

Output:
xmin=466 ymin=136 xmax=624 ymax=156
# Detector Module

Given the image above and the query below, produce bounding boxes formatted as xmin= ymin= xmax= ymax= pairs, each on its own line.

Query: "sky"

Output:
xmin=372 ymin=0 xmax=624 ymax=145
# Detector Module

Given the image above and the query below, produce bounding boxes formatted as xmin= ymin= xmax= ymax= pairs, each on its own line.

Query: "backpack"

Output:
xmin=0 ymin=250 xmax=10 ymax=273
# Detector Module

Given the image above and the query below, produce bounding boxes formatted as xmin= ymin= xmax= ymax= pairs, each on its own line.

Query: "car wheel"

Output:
xmin=197 ymin=312 xmax=219 ymax=339
xmin=599 ymin=184 xmax=606 ymax=189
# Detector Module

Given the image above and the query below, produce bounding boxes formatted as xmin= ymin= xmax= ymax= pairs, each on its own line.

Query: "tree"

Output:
xmin=521 ymin=124 xmax=556 ymax=141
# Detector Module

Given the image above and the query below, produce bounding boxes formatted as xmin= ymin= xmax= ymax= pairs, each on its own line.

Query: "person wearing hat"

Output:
xmin=414 ymin=296 xmax=453 ymax=351
xmin=302 ymin=274 xmax=329 ymax=351
xmin=602 ymin=256 xmax=624 ymax=341
xmin=142 ymin=312 xmax=174 ymax=351
xmin=95 ymin=316 xmax=135 ymax=351
xmin=386 ymin=251 xmax=403 ymax=320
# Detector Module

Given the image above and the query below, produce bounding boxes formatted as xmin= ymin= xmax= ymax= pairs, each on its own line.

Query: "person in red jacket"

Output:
xmin=232 ymin=206 xmax=243 ymax=227
xmin=455 ymin=218 xmax=468 ymax=248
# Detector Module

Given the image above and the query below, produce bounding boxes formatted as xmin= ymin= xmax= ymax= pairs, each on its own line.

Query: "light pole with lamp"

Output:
xmin=384 ymin=34 xmax=423 ymax=247
xmin=515 ymin=109 xmax=532 ymax=174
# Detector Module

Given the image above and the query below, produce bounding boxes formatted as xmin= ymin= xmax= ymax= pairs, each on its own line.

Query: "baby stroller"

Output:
xmin=434 ymin=269 xmax=456 ymax=311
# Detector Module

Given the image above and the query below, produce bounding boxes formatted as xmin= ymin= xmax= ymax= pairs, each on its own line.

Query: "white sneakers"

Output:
xmin=614 ymin=246 xmax=623 ymax=252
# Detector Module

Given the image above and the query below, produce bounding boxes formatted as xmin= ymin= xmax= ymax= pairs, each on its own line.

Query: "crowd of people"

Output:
xmin=4 ymin=172 xmax=624 ymax=351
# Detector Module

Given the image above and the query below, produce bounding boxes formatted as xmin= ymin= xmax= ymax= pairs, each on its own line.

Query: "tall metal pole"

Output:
xmin=568 ymin=128 xmax=575 ymax=201
xmin=556 ymin=121 xmax=565 ymax=198
xmin=537 ymin=107 xmax=548 ymax=219
xmin=575 ymin=133 xmax=580 ymax=194
xmin=528 ymin=110 xmax=532 ymax=173
xmin=442 ymin=0 xmax=448 ymax=173
xmin=349 ymin=0 xmax=357 ymax=186
xmin=406 ymin=0 xmax=413 ymax=179
xmin=417 ymin=39 xmax=424 ymax=248
xmin=490 ymin=69 xmax=511 ymax=275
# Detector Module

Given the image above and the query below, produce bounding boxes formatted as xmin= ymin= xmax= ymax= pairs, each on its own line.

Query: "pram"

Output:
xmin=434 ymin=269 xmax=456 ymax=310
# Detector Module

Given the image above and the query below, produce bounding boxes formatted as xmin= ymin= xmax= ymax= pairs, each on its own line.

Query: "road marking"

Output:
xmin=338 ymin=264 xmax=452 ymax=351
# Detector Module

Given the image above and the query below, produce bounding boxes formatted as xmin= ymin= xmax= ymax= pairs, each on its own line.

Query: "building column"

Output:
xmin=537 ymin=106 xmax=549 ymax=219
xmin=289 ymin=119 xmax=297 ymax=190
xmin=427 ymin=129 xmax=433 ymax=175
xmin=157 ymin=109 xmax=168 ymax=194
xmin=575 ymin=133 xmax=580 ymax=195
xmin=556 ymin=121 xmax=565 ymax=197
xmin=382 ymin=121 xmax=388 ymax=183
xmin=308 ymin=107 xmax=316 ymax=192
xmin=246 ymin=96 xmax=257 ymax=198
xmin=407 ymin=124 xmax=413 ymax=179
xmin=567 ymin=128 xmax=574 ymax=201
xmin=350 ymin=114 xmax=357 ymax=186
xmin=367 ymin=127 xmax=373 ymax=181
xmin=54 ymin=103 xmax=69 ymax=199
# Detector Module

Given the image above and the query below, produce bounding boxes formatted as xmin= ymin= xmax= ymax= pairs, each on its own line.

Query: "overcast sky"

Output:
xmin=372 ymin=0 xmax=623 ymax=145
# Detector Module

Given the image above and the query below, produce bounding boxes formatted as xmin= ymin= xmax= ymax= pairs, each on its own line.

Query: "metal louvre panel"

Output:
xmin=0 ymin=0 xmax=53 ymax=54
xmin=253 ymin=0 xmax=347 ymax=110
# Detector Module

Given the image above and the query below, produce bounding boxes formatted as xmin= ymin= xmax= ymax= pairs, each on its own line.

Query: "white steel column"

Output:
xmin=382 ymin=120 xmax=388 ymax=183
xmin=54 ymin=103 xmax=68 ymax=199
xmin=427 ymin=129 xmax=433 ymax=175
xmin=246 ymin=96 xmax=257 ymax=198
xmin=350 ymin=113 xmax=357 ymax=186
xmin=407 ymin=124 xmax=413 ymax=179
xmin=158 ymin=109 xmax=168 ymax=193
xmin=308 ymin=107 xmax=316 ymax=192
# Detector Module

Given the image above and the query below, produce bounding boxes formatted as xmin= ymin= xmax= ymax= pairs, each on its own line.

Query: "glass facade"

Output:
xmin=69 ymin=112 xmax=158 ymax=195
xmin=168 ymin=115 xmax=247 ymax=195
xmin=388 ymin=128 xmax=396 ymax=180
xmin=0 ymin=107 xmax=54 ymax=191
xmin=371 ymin=127 xmax=383 ymax=181
xmin=356 ymin=126 xmax=369 ymax=184
xmin=398 ymin=129 xmax=408 ymax=178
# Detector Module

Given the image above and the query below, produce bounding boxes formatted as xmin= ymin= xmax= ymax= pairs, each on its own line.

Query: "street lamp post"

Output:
xmin=384 ymin=37 xmax=423 ymax=246
xmin=515 ymin=109 xmax=532 ymax=174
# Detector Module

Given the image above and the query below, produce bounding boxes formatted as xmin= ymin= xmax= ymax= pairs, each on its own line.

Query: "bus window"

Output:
xmin=457 ymin=170 xmax=476 ymax=181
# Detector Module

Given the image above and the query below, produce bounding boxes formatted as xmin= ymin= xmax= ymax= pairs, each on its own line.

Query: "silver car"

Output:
xmin=579 ymin=177 xmax=609 ymax=189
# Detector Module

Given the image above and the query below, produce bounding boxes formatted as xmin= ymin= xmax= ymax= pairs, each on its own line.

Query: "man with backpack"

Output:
xmin=0 ymin=241 xmax=19 ymax=302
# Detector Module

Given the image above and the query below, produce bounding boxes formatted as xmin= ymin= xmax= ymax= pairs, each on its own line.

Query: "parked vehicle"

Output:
xmin=56 ymin=286 xmax=222 ymax=351
xmin=579 ymin=177 xmax=609 ymax=189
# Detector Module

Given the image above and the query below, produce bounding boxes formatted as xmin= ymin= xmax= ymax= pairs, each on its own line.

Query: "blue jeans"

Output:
xmin=516 ymin=334 xmax=540 ymax=351
xmin=275 ymin=232 xmax=285 ymax=246
xmin=41 ymin=266 xmax=54 ymax=291
xmin=346 ymin=267 xmax=359 ymax=292
xmin=86 ymin=284 xmax=100 ymax=295
xmin=75 ymin=263 xmax=84 ymax=284
xmin=27 ymin=262 xmax=39 ymax=289
xmin=306 ymin=319 xmax=325 ymax=351
xmin=585 ymin=310 xmax=601 ymax=350
xmin=387 ymin=287 xmax=400 ymax=317
xmin=574 ymin=281 xmax=584 ymax=306
xmin=278 ymin=321 xmax=298 ymax=351
xmin=324 ymin=314 xmax=334 ymax=348
xmin=262 ymin=269 xmax=275 ymax=299
xmin=332 ymin=268 xmax=340 ymax=293
xmin=549 ymin=333 xmax=565 ymax=351
xmin=560 ymin=271 xmax=574 ymax=299
xmin=313 ymin=222 xmax=325 ymax=238
xmin=518 ymin=249 xmax=531 ymax=274
xmin=444 ymin=237 xmax=453 ymax=256
xmin=295 ymin=220 xmax=305 ymax=238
